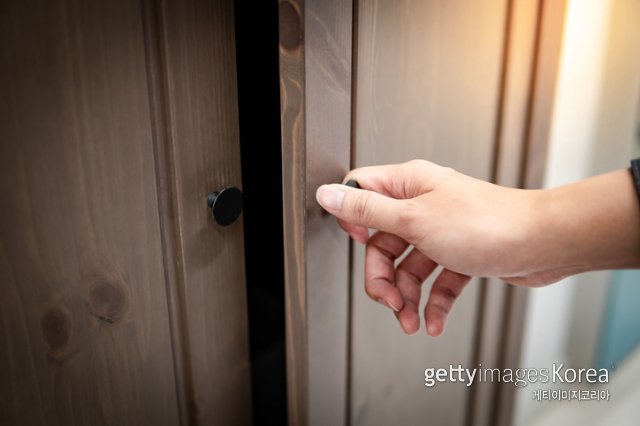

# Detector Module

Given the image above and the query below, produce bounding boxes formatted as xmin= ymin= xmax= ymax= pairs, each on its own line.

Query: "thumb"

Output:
xmin=316 ymin=184 xmax=410 ymax=234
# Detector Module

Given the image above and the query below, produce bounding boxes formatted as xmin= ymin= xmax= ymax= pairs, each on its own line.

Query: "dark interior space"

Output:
xmin=234 ymin=1 xmax=287 ymax=424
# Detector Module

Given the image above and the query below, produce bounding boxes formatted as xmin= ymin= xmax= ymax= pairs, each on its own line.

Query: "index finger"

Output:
xmin=344 ymin=160 xmax=437 ymax=199
xmin=365 ymin=231 xmax=408 ymax=312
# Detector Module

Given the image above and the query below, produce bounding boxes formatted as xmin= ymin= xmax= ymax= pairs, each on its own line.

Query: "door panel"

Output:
xmin=0 ymin=0 xmax=250 ymax=424
xmin=351 ymin=1 xmax=508 ymax=425
xmin=0 ymin=1 xmax=180 ymax=424
xmin=278 ymin=0 xmax=354 ymax=424
xmin=158 ymin=0 xmax=251 ymax=423
xmin=304 ymin=1 xmax=353 ymax=425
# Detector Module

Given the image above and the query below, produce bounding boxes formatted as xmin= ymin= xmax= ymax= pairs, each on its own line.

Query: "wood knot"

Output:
xmin=40 ymin=306 xmax=72 ymax=356
xmin=86 ymin=275 xmax=128 ymax=324
xmin=279 ymin=0 xmax=302 ymax=51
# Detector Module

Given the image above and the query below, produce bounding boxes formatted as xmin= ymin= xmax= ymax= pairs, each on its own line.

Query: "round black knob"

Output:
xmin=207 ymin=187 xmax=243 ymax=226
xmin=344 ymin=179 xmax=360 ymax=189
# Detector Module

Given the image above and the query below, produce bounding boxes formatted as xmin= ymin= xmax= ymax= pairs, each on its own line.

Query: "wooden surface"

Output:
xmin=0 ymin=0 xmax=251 ymax=424
xmin=304 ymin=1 xmax=353 ymax=425
xmin=278 ymin=1 xmax=309 ymax=424
xmin=0 ymin=1 xmax=179 ymax=424
xmin=350 ymin=1 xmax=509 ymax=425
xmin=278 ymin=0 xmax=354 ymax=424
xmin=276 ymin=1 xmax=564 ymax=424
xmin=157 ymin=0 xmax=252 ymax=424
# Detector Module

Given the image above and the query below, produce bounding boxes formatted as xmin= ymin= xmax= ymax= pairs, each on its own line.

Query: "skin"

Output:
xmin=315 ymin=159 xmax=640 ymax=337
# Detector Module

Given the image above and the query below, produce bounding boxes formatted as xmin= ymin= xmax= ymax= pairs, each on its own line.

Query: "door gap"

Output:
xmin=234 ymin=1 xmax=288 ymax=424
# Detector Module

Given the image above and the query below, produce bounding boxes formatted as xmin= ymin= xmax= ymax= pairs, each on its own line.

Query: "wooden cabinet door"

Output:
xmin=350 ymin=2 xmax=509 ymax=425
xmin=278 ymin=0 xmax=565 ymax=425
xmin=351 ymin=2 xmax=566 ymax=425
xmin=0 ymin=0 xmax=251 ymax=424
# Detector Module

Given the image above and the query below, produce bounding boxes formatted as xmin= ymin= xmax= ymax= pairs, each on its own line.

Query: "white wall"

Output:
xmin=513 ymin=1 xmax=613 ymax=424
xmin=515 ymin=0 xmax=640 ymax=423
xmin=565 ymin=0 xmax=640 ymax=373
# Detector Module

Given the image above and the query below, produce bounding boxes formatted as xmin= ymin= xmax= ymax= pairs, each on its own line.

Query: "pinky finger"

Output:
xmin=424 ymin=269 xmax=471 ymax=337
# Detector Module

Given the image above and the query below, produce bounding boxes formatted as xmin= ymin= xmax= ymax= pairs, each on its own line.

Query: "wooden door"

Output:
xmin=278 ymin=0 xmax=354 ymax=424
xmin=350 ymin=1 xmax=511 ymax=425
xmin=278 ymin=0 xmax=565 ymax=425
xmin=0 ymin=0 xmax=251 ymax=424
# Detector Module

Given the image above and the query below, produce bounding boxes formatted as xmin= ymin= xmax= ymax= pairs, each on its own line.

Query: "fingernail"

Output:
xmin=316 ymin=184 xmax=345 ymax=211
xmin=377 ymin=298 xmax=400 ymax=312
xmin=427 ymin=322 xmax=441 ymax=337
xmin=399 ymin=318 xmax=419 ymax=335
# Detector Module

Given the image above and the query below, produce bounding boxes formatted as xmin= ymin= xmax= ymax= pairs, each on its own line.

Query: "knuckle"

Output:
xmin=437 ymin=285 xmax=459 ymax=303
xmin=397 ymin=264 xmax=424 ymax=286
xmin=353 ymin=191 xmax=375 ymax=224
xmin=441 ymin=165 xmax=457 ymax=175
xmin=363 ymin=279 xmax=382 ymax=301
xmin=364 ymin=281 xmax=377 ymax=300
xmin=404 ymin=159 xmax=430 ymax=173
xmin=406 ymin=158 xmax=437 ymax=172
xmin=406 ymin=159 xmax=428 ymax=167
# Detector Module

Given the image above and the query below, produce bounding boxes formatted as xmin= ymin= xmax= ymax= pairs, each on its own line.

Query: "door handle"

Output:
xmin=207 ymin=186 xmax=243 ymax=226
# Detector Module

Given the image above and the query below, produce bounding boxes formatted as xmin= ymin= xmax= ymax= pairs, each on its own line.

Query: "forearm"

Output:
xmin=535 ymin=169 xmax=640 ymax=275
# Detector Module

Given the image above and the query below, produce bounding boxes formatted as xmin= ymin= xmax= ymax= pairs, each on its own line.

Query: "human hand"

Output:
xmin=315 ymin=160 xmax=640 ymax=336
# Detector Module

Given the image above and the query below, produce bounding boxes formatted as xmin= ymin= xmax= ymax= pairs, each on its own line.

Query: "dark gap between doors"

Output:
xmin=234 ymin=1 xmax=288 ymax=424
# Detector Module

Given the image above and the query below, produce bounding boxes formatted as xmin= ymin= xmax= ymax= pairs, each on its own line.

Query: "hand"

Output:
xmin=315 ymin=160 xmax=640 ymax=336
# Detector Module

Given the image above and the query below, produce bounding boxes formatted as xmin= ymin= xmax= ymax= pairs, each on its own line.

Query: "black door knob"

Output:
xmin=207 ymin=186 xmax=243 ymax=226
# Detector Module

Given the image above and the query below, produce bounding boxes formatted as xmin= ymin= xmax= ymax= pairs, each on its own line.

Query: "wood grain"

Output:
xmin=350 ymin=1 xmax=508 ymax=425
xmin=304 ymin=1 xmax=353 ymax=426
xmin=278 ymin=0 xmax=354 ymax=424
xmin=0 ymin=0 xmax=179 ymax=424
xmin=278 ymin=1 xmax=309 ymax=424
xmin=0 ymin=0 xmax=252 ymax=424
xmin=158 ymin=0 xmax=252 ymax=423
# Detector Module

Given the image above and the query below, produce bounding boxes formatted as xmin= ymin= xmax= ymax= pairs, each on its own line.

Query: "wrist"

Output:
xmin=518 ymin=188 xmax=572 ymax=276
xmin=534 ymin=170 xmax=640 ymax=275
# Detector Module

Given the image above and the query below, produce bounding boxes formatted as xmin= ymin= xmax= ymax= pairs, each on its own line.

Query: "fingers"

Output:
xmin=316 ymin=184 xmax=414 ymax=238
xmin=361 ymin=228 xmax=469 ymax=337
xmin=424 ymin=269 xmax=471 ymax=337
xmin=337 ymin=218 xmax=370 ymax=244
xmin=394 ymin=248 xmax=438 ymax=335
xmin=343 ymin=160 xmax=437 ymax=199
xmin=316 ymin=160 xmax=441 ymax=242
xmin=365 ymin=232 xmax=408 ymax=312
xmin=366 ymin=239 xmax=469 ymax=337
